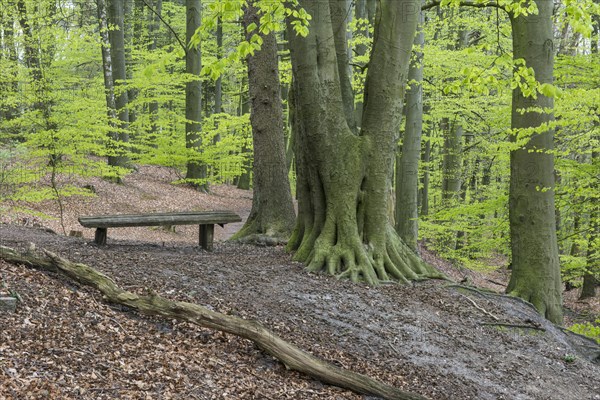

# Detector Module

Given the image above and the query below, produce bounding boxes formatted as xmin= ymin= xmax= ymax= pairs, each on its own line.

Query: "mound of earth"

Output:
xmin=1 ymin=165 xmax=599 ymax=399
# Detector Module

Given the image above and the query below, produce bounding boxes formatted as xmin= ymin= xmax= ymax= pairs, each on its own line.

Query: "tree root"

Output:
xmin=0 ymin=245 xmax=428 ymax=400
xmin=302 ymin=222 xmax=446 ymax=285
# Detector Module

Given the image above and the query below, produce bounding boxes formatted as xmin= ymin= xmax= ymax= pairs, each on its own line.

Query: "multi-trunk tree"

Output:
xmin=287 ymin=0 xmax=441 ymax=284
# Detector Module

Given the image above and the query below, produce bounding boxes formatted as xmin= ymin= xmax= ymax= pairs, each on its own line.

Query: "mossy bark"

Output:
xmin=287 ymin=0 xmax=441 ymax=284
xmin=230 ymin=1 xmax=296 ymax=244
xmin=506 ymin=0 xmax=563 ymax=324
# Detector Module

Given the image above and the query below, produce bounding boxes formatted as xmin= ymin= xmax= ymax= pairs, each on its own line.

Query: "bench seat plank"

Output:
xmin=79 ymin=211 xmax=241 ymax=228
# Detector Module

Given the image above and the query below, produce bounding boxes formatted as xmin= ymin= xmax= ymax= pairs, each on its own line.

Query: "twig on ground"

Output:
xmin=459 ymin=293 xmax=500 ymax=321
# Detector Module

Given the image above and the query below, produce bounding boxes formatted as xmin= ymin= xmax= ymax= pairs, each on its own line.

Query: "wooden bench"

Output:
xmin=78 ymin=211 xmax=242 ymax=251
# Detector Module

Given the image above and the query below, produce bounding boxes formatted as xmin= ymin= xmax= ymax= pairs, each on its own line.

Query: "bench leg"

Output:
xmin=199 ymin=224 xmax=214 ymax=251
xmin=95 ymin=228 xmax=107 ymax=245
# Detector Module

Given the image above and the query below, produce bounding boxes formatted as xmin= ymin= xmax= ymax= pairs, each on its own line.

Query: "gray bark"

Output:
xmin=97 ymin=0 xmax=120 ymax=162
xmin=184 ymin=0 xmax=208 ymax=190
xmin=231 ymin=0 xmax=296 ymax=243
xmin=330 ymin=0 xmax=355 ymax=131
xmin=506 ymin=0 xmax=563 ymax=324
xmin=215 ymin=16 xmax=223 ymax=115
xmin=147 ymin=0 xmax=161 ymax=143
xmin=395 ymin=10 xmax=425 ymax=251
xmin=107 ymin=0 xmax=131 ymax=167
xmin=442 ymin=120 xmax=463 ymax=202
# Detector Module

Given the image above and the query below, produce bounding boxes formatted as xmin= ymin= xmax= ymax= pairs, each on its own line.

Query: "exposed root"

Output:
xmin=296 ymin=220 xmax=443 ymax=285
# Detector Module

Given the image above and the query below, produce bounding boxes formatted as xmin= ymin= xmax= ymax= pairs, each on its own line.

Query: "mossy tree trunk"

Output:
xmin=185 ymin=0 xmax=208 ymax=191
xmin=395 ymin=10 xmax=425 ymax=252
xmin=231 ymin=1 xmax=296 ymax=243
xmin=506 ymin=0 xmax=563 ymax=324
xmin=287 ymin=0 xmax=441 ymax=284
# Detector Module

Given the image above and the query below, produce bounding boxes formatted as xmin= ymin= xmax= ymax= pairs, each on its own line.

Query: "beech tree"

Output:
xmin=287 ymin=0 xmax=441 ymax=283
xmin=395 ymin=9 xmax=425 ymax=251
xmin=107 ymin=0 xmax=131 ymax=168
xmin=506 ymin=0 xmax=563 ymax=324
xmin=231 ymin=0 xmax=296 ymax=243
xmin=185 ymin=0 xmax=208 ymax=190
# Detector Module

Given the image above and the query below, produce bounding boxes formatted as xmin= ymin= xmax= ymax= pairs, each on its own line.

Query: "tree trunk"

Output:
xmin=395 ymin=10 xmax=424 ymax=252
xmin=215 ymin=16 xmax=223 ymax=116
xmin=287 ymin=0 xmax=441 ymax=284
xmin=330 ymin=0 xmax=355 ymax=132
xmin=420 ymin=132 xmax=431 ymax=216
xmin=580 ymin=150 xmax=598 ymax=300
xmin=97 ymin=0 xmax=121 ymax=165
xmin=0 ymin=7 xmax=18 ymax=129
xmin=231 ymin=1 xmax=296 ymax=243
xmin=185 ymin=0 xmax=208 ymax=190
xmin=506 ymin=0 xmax=563 ymax=324
xmin=147 ymin=0 xmax=161 ymax=144
xmin=107 ymin=0 xmax=131 ymax=168
xmin=442 ymin=120 xmax=463 ymax=203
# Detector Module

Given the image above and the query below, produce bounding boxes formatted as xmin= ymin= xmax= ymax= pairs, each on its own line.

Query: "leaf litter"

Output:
xmin=1 ymin=165 xmax=599 ymax=399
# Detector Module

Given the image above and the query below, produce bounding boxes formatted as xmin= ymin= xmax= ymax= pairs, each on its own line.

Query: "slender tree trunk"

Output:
xmin=97 ymin=0 xmax=120 ymax=165
xmin=184 ymin=0 xmax=208 ymax=190
xmin=579 ymin=151 xmax=599 ymax=299
xmin=17 ymin=0 xmax=58 ymax=164
xmin=107 ymin=0 xmax=131 ymax=167
xmin=442 ymin=120 xmax=463 ymax=203
xmin=395 ymin=10 xmax=424 ymax=251
xmin=237 ymin=78 xmax=251 ymax=190
xmin=506 ymin=0 xmax=563 ymax=324
xmin=580 ymin=20 xmax=600 ymax=299
xmin=230 ymin=1 xmax=296 ymax=243
xmin=420 ymin=129 xmax=431 ymax=217
xmin=147 ymin=0 xmax=161 ymax=144
xmin=287 ymin=0 xmax=440 ymax=284
xmin=0 ymin=8 xmax=18 ymax=128
xmin=215 ymin=16 xmax=223 ymax=115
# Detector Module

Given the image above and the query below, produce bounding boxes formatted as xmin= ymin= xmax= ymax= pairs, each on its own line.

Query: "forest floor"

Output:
xmin=1 ymin=165 xmax=599 ymax=400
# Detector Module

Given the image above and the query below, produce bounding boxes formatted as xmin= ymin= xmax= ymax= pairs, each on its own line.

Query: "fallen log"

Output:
xmin=0 ymin=245 xmax=428 ymax=400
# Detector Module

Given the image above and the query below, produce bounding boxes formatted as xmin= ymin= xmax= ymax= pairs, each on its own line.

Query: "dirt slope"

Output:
xmin=1 ymin=166 xmax=599 ymax=399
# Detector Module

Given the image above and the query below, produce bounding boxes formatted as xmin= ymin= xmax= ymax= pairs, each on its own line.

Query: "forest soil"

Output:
xmin=1 ymin=165 xmax=599 ymax=399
